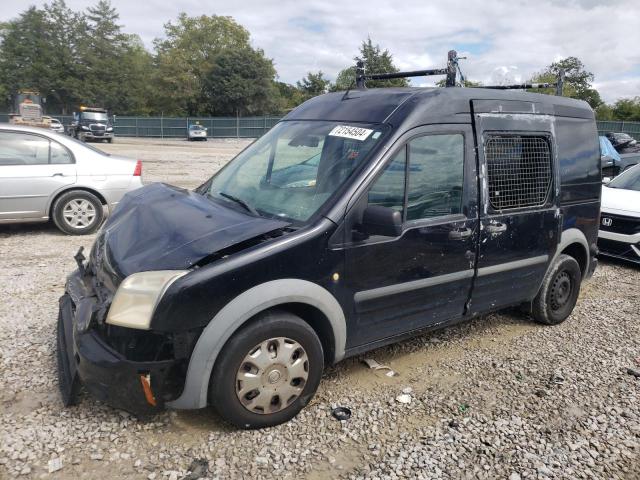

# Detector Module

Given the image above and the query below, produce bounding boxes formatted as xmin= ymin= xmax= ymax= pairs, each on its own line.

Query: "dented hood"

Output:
xmin=99 ymin=183 xmax=290 ymax=278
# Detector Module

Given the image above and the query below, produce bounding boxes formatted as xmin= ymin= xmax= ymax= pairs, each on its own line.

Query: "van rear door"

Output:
xmin=469 ymin=100 xmax=560 ymax=314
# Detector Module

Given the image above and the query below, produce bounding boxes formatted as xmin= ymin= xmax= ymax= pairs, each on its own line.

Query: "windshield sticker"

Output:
xmin=329 ymin=125 xmax=373 ymax=141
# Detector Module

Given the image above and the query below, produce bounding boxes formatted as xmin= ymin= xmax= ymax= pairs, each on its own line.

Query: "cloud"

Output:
xmin=2 ymin=0 xmax=639 ymax=103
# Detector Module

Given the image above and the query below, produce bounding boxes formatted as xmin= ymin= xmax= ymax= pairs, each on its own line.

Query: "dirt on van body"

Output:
xmin=1 ymin=138 xmax=638 ymax=480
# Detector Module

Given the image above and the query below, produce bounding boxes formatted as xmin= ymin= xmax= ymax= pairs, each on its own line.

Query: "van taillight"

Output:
xmin=133 ymin=160 xmax=142 ymax=177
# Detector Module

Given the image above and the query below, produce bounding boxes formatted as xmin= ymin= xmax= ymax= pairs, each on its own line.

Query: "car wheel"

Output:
xmin=52 ymin=190 xmax=104 ymax=235
xmin=531 ymin=254 xmax=582 ymax=325
xmin=209 ymin=310 xmax=324 ymax=429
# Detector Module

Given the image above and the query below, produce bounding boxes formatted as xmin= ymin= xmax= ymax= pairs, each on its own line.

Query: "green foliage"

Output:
xmin=0 ymin=0 xmax=155 ymax=114
xmin=153 ymin=13 xmax=251 ymax=115
xmin=529 ymin=56 xmax=602 ymax=108
xmin=296 ymin=71 xmax=330 ymax=99
xmin=435 ymin=78 xmax=483 ymax=88
xmin=274 ymin=81 xmax=306 ymax=111
xmin=611 ymin=97 xmax=640 ymax=122
xmin=334 ymin=37 xmax=408 ymax=90
xmin=202 ymin=47 xmax=278 ymax=116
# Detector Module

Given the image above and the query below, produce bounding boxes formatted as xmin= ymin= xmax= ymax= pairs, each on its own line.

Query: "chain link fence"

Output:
xmin=1 ymin=113 xmax=639 ymax=141
xmin=0 ymin=114 xmax=282 ymax=138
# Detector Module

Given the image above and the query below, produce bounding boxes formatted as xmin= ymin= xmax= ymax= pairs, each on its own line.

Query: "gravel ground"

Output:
xmin=1 ymin=138 xmax=639 ymax=480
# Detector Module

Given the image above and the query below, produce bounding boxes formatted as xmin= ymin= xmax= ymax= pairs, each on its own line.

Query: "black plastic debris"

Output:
xmin=626 ymin=368 xmax=640 ymax=378
xmin=331 ymin=407 xmax=352 ymax=421
xmin=181 ymin=458 xmax=209 ymax=480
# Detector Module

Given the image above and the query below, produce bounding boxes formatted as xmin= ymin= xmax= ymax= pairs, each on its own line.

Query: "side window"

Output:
xmin=50 ymin=141 xmax=74 ymax=164
xmin=407 ymin=134 xmax=464 ymax=220
xmin=0 ymin=132 xmax=49 ymax=165
xmin=368 ymin=148 xmax=406 ymax=216
xmin=485 ymin=135 xmax=552 ymax=210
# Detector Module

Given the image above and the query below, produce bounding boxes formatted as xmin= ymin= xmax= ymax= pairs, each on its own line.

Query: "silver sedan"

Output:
xmin=0 ymin=124 xmax=143 ymax=235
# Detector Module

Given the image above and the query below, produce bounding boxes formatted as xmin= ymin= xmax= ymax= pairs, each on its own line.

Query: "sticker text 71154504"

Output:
xmin=328 ymin=125 xmax=374 ymax=141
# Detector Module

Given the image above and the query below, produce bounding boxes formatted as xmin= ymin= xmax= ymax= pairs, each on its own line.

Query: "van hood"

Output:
xmin=94 ymin=183 xmax=290 ymax=280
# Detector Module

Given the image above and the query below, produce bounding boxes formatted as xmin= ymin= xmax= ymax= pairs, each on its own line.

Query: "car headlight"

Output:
xmin=81 ymin=125 xmax=89 ymax=130
xmin=106 ymin=270 xmax=188 ymax=330
xmin=107 ymin=127 xmax=113 ymax=132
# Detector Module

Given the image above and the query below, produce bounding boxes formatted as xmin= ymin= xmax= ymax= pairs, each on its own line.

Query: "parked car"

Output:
xmin=57 ymin=88 xmax=600 ymax=429
xmin=600 ymin=135 xmax=621 ymax=181
xmin=49 ymin=117 xmax=65 ymax=134
xmin=605 ymin=132 xmax=640 ymax=154
xmin=0 ymin=124 xmax=143 ymax=234
xmin=598 ymin=163 xmax=640 ymax=263
xmin=188 ymin=124 xmax=207 ymax=141
xmin=600 ymin=135 xmax=640 ymax=180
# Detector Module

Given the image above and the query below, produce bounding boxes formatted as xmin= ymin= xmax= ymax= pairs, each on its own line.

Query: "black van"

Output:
xmin=57 ymin=87 xmax=600 ymax=428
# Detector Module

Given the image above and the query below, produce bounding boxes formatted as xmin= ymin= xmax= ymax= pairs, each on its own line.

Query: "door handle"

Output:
xmin=52 ymin=173 xmax=64 ymax=177
xmin=448 ymin=228 xmax=472 ymax=240
xmin=485 ymin=222 xmax=507 ymax=234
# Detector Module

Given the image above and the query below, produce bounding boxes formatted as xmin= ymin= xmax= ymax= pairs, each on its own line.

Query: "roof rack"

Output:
xmin=356 ymin=50 xmax=459 ymax=89
xmin=354 ymin=50 xmax=565 ymax=96
xmin=472 ymin=70 xmax=565 ymax=96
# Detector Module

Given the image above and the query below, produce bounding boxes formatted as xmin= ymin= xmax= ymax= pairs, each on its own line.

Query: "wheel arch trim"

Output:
xmin=554 ymin=228 xmax=590 ymax=275
xmin=47 ymin=186 xmax=108 ymax=217
xmin=166 ymin=279 xmax=346 ymax=410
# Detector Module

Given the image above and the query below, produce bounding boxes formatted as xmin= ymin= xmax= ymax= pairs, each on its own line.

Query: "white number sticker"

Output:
xmin=328 ymin=125 xmax=373 ymax=141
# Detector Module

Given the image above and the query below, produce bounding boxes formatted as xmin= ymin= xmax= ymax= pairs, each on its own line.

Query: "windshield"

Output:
xmin=608 ymin=164 xmax=640 ymax=191
xmin=81 ymin=112 xmax=108 ymax=122
xmin=190 ymin=125 xmax=205 ymax=130
xmin=207 ymin=121 xmax=387 ymax=222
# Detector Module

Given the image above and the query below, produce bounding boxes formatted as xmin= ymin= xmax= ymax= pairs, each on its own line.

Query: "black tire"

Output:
xmin=52 ymin=190 xmax=104 ymax=235
xmin=532 ymin=254 xmax=582 ymax=325
xmin=209 ymin=310 xmax=324 ymax=429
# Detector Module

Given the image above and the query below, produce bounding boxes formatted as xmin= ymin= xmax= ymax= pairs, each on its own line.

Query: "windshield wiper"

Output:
xmin=218 ymin=191 xmax=261 ymax=216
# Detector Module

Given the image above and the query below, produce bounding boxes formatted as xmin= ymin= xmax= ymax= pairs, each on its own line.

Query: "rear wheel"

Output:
xmin=209 ymin=310 xmax=324 ymax=429
xmin=531 ymin=254 xmax=582 ymax=325
xmin=52 ymin=190 xmax=104 ymax=235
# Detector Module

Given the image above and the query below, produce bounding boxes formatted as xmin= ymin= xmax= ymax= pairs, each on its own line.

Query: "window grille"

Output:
xmin=485 ymin=136 xmax=552 ymax=210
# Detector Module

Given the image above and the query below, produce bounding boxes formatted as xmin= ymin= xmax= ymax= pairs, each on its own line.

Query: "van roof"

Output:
xmin=285 ymin=87 xmax=594 ymax=126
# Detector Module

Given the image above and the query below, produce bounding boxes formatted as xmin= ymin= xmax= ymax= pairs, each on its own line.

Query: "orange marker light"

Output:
xmin=139 ymin=374 xmax=157 ymax=407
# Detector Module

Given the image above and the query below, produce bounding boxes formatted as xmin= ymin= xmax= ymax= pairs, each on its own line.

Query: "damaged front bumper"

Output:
xmin=57 ymin=269 xmax=183 ymax=416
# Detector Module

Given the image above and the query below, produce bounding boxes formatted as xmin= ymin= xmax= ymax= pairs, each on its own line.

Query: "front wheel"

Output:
xmin=209 ymin=310 xmax=324 ymax=429
xmin=52 ymin=190 xmax=104 ymax=235
xmin=531 ymin=254 xmax=582 ymax=325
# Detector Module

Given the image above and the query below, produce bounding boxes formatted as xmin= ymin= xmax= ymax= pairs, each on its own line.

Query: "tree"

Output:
xmin=201 ymin=47 xmax=278 ymax=116
xmin=296 ymin=71 xmax=331 ymax=99
xmin=0 ymin=7 xmax=56 ymax=111
xmin=529 ymin=57 xmax=602 ymax=108
xmin=153 ymin=14 xmax=251 ymax=115
xmin=435 ymin=78 xmax=483 ymax=88
xmin=274 ymin=81 xmax=305 ymax=111
xmin=334 ymin=38 xmax=408 ymax=90
xmin=81 ymin=1 xmax=131 ymax=111
xmin=611 ymin=97 xmax=640 ymax=122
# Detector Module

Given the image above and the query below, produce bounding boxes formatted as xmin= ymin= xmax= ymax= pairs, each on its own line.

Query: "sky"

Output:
xmin=4 ymin=0 xmax=640 ymax=103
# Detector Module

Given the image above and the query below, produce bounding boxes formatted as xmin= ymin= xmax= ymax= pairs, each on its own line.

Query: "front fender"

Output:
xmin=166 ymin=279 xmax=346 ymax=410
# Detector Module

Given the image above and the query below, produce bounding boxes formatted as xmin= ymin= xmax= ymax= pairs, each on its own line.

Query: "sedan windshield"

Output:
xmin=608 ymin=164 xmax=640 ymax=191
xmin=207 ymin=121 xmax=387 ymax=222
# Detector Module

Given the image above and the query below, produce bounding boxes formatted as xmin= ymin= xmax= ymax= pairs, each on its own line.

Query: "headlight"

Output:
xmin=106 ymin=270 xmax=188 ymax=329
xmin=106 ymin=127 xmax=113 ymax=132
xmin=81 ymin=125 xmax=89 ymax=130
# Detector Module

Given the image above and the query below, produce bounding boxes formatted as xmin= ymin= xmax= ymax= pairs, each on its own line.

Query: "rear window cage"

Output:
xmin=484 ymin=134 xmax=552 ymax=210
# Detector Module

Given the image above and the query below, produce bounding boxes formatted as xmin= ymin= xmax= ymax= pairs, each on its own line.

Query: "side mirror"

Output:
xmin=361 ymin=205 xmax=402 ymax=237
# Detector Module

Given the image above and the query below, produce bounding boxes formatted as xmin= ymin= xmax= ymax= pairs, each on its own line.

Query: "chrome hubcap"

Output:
xmin=235 ymin=337 xmax=309 ymax=414
xmin=62 ymin=199 xmax=96 ymax=229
